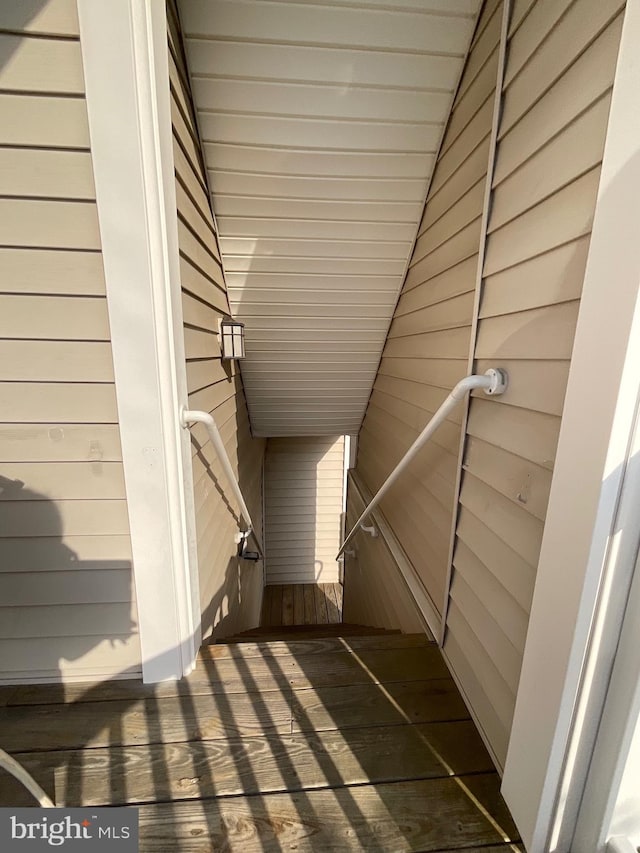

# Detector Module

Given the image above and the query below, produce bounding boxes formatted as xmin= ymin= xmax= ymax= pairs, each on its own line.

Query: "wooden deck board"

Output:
xmin=0 ymin=629 xmax=517 ymax=850
xmin=314 ymin=583 xmax=330 ymax=624
xmin=0 ymin=636 xmax=436 ymax=706
xmin=0 ymin=720 xmax=494 ymax=807
xmin=136 ymin=775 xmax=518 ymax=852
xmin=263 ymin=582 xmax=343 ymax=627
xmin=205 ymin=633 xmax=430 ymax=659
xmin=303 ymin=583 xmax=316 ymax=624
xmin=292 ymin=679 xmax=470 ymax=732
xmin=294 ymin=584 xmax=305 ymax=625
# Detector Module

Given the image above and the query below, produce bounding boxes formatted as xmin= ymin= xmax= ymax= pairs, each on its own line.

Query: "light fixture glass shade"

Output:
xmin=220 ymin=318 xmax=245 ymax=360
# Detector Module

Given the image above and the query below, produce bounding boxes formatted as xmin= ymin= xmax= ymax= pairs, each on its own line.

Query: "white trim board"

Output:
xmin=501 ymin=1 xmax=640 ymax=848
xmin=77 ymin=0 xmax=201 ymax=683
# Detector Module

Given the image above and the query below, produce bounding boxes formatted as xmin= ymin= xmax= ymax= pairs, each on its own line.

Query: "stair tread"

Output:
xmin=206 ymin=632 xmax=432 ymax=657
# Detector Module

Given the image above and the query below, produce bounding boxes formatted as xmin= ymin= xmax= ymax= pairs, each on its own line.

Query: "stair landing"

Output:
xmin=0 ymin=632 xmax=521 ymax=851
xmin=261 ymin=581 xmax=343 ymax=627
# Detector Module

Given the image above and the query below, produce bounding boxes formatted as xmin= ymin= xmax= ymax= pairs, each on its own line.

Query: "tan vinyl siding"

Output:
xmin=264 ymin=437 xmax=344 ymax=585
xmin=343 ymin=473 xmax=426 ymax=634
xmin=355 ymin=0 xmax=502 ymax=619
xmin=443 ymin=0 xmax=625 ymax=769
xmin=0 ymin=0 xmax=141 ymax=683
xmin=168 ymin=1 xmax=266 ymax=639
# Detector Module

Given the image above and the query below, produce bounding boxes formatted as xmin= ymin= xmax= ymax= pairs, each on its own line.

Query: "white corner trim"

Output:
xmin=77 ymin=0 xmax=200 ymax=682
xmin=502 ymin=1 xmax=640 ymax=848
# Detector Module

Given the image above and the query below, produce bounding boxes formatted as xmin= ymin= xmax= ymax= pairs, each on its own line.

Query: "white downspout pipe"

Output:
xmin=336 ymin=369 xmax=507 ymax=559
xmin=180 ymin=408 xmax=264 ymax=559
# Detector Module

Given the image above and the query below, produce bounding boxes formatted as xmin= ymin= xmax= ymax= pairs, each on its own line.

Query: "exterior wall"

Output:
xmin=168 ymin=2 xmax=266 ymax=639
xmin=264 ymin=436 xmax=344 ymax=585
xmin=351 ymin=0 xmax=625 ymax=769
xmin=343 ymin=473 xmax=426 ymax=634
xmin=355 ymin=0 xmax=502 ymax=619
xmin=0 ymin=0 xmax=141 ymax=682
xmin=444 ymin=0 xmax=625 ymax=769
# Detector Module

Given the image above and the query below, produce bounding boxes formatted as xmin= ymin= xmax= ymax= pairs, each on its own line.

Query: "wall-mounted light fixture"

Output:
xmin=219 ymin=317 xmax=245 ymax=360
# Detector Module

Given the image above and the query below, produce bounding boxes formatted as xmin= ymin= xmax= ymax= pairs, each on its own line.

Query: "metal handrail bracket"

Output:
xmin=336 ymin=369 xmax=508 ymax=559
xmin=180 ymin=408 xmax=264 ymax=559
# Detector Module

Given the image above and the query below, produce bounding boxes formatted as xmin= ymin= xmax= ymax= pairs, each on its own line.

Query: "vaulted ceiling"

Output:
xmin=178 ymin=0 xmax=480 ymax=437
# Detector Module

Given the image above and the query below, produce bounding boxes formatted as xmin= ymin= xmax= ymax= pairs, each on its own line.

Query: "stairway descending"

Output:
xmin=189 ymin=624 xmax=521 ymax=851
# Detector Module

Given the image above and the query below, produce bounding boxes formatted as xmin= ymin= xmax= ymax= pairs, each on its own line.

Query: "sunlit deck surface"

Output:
xmin=0 ymin=630 xmax=522 ymax=851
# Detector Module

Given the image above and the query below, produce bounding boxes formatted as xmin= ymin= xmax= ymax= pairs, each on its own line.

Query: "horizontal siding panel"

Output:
xmin=214 ymin=194 xmax=423 ymax=222
xmin=0 ymin=199 xmax=101 ymax=251
xmin=500 ymin=0 xmax=624 ymax=134
xmin=225 ymin=257 xmax=404 ymax=276
xmin=206 ymin=144 xmax=433 ymax=180
xmin=0 ymin=295 xmax=110 ymax=341
xmin=0 ymin=0 xmax=80 ymax=36
xmin=404 ymin=219 xmax=482 ymax=290
xmin=413 ymin=178 xmax=485 ymax=260
xmin=187 ymin=40 xmax=463 ymax=90
xmin=0 ymin=34 xmax=84 ymax=94
xmin=462 ymin=436 xmax=552 ymax=521
xmin=220 ymin=237 xmax=411 ymax=261
xmin=0 ymin=148 xmax=95 ymax=200
xmin=181 ymin=1 xmax=475 ymax=52
xmin=383 ymin=327 xmax=471 ymax=359
xmin=459 ymin=473 xmax=543 ymax=570
xmin=0 ymin=637 xmax=141 ymax=680
xmin=0 ymin=604 xmax=136 ymax=640
xmin=227 ymin=272 xmax=399 ymax=293
xmin=0 ymin=383 xmax=118 ymax=424
xmin=210 ymin=172 xmax=427 ymax=204
xmin=446 ymin=602 xmax=516 ymax=730
xmin=456 ymin=507 xmax=536 ymax=613
xmin=193 ymin=78 xmax=451 ymax=123
xmin=466 ymin=398 xmax=560 ymax=469
xmin=479 ymin=236 xmax=590 ymax=318
xmin=0 ymin=500 xmax=130 ymax=538
xmin=216 ymin=216 xmax=416 ymax=242
xmin=388 ymin=292 xmax=475 ymax=337
xmin=474 ymin=301 xmax=580 ymax=360
xmin=0 ymin=93 xmax=89 ymax=148
xmin=490 ymin=94 xmax=611 ymax=231
xmin=484 ymin=167 xmax=601 ymax=275
xmin=371 ymin=380 xmax=463 ymax=426
xmin=423 ymin=139 xmax=491 ymax=235
xmin=503 ymin=0 xmax=573 ymax=86
xmin=179 ymin=257 xmax=228 ymax=313
xmin=472 ymin=359 xmax=570 ymax=417
xmin=443 ymin=631 xmax=509 ymax=767
xmin=0 ymin=424 xmax=122 ymax=463
xmin=0 ymin=570 xmax=132 ymax=606
xmin=0 ymin=534 xmax=131 ymax=573
xmin=183 ymin=327 xmax=222 ymax=360
xmin=494 ymin=15 xmax=623 ymax=182
xmin=199 ymin=112 xmax=441 ymax=154
xmin=0 ymin=341 xmax=114 ymax=382
xmin=453 ymin=539 xmax=528 ymax=655
xmin=0 ymin=248 xmax=105 ymax=296
xmin=0 ymin=462 xmax=126 ymax=501
xmin=449 ymin=573 xmax=521 ymax=694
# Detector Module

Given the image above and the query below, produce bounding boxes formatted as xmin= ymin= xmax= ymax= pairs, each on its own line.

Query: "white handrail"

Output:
xmin=336 ymin=369 xmax=508 ymax=559
xmin=180 ymin=408 xmax=264 ymax=559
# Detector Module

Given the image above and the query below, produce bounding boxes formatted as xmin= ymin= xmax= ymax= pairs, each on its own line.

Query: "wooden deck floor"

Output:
xmin=0 ymin=633 xmax=522 ymax=851
xmin=261 ymin=582 xmax=343 ymax=627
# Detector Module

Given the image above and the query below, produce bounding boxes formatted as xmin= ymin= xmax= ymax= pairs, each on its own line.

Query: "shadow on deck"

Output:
xmin=0 ymin=631 xmax=522 ymax=852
